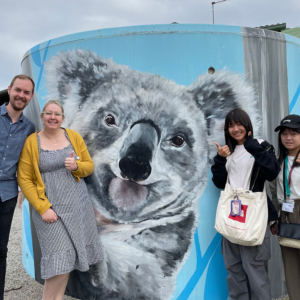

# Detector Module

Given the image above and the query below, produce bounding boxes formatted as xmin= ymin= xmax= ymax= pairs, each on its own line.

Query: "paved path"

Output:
xmin=4 ymin=205 xmax=79 ymax=300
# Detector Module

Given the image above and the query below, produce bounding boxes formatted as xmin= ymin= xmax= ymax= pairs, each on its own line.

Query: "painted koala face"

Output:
xmin=82 ymin=84 xmax=208 ymax=223
xmin=45 ymin=49 xmax=260 ymax=224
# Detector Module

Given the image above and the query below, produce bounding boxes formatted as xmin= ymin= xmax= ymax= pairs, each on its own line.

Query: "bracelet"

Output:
xmin=74 ymin=163 xmax=78 ymax=171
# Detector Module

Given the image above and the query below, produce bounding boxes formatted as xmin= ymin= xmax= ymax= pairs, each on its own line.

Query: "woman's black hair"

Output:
xmin=224 ymin=108 xmax=253 ymax=153
xmin=277 ymin=127 xmax=300 ymax=168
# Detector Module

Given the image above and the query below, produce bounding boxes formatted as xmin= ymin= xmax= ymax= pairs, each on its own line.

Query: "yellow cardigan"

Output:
xmin=17 ymin=128 xmax=94 ymax=215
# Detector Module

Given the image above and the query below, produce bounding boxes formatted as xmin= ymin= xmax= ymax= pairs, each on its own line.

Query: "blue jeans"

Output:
xmin=0 ymin=196 xmax=17 ymax=300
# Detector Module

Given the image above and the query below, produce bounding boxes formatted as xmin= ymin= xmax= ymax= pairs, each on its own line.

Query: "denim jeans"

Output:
xmin=0 ymin=196 xmax=17 ymax=300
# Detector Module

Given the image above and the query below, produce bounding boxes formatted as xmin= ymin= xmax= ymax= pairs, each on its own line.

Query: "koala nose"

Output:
xmin=119 ymin=143 xmax=152 ymax=181
xmin=119 ymin=121 xmax=160 ymax=182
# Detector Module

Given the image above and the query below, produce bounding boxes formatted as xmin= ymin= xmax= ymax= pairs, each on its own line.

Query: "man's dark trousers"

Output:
xmin=0 ymin=196 xmax=17 ymax=300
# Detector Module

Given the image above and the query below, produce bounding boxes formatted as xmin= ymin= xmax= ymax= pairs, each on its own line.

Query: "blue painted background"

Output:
xmin=22 ymin=199 xmax=35 ymax=279
xmin=285 ymin=34 xmax=300 ymax=114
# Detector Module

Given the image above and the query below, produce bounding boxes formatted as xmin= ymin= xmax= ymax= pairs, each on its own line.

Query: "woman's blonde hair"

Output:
xmin=41 ymin=100 xmax=65 ymax=116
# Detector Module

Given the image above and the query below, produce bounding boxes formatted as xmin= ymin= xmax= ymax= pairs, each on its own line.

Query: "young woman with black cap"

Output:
xmin=211 ymin=108 xmax=280 ymax=300
xmin=270 ymin=114 xmax=300 ymax=300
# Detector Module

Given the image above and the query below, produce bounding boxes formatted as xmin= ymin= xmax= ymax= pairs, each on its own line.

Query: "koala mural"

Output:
xmin=44 ymin=49 xmax=260 ymax=300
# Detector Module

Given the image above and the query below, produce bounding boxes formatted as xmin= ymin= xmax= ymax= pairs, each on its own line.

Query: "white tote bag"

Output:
xmin=215 ymin=155 xmax=268 ymax=246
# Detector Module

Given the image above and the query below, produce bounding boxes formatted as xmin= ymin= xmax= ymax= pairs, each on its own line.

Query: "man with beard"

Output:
xmin=0 ymin=75 xmax=35 ymax=300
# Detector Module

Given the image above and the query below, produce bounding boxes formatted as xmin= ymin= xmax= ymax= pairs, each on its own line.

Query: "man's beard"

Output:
xmin=10 ymin=98 xmax=26 ymax=111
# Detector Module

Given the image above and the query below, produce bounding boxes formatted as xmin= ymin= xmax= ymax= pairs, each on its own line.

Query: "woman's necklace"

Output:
xmin=43 ymin=131 xmax=61 ymax=145
xmin=51 ymin=138 xmax=59 ymax=145
xmin=46 ymin=137 xmax=59 ymax=145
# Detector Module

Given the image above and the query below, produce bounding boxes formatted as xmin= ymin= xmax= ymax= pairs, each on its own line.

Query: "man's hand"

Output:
xmin=42 ymin=208 xmax=59 ymax=223
xmin=214 ymin=142 xmax=231 ymax=157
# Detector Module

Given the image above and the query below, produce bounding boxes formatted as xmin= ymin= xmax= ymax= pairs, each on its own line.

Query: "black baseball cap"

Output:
xmin=275 ymin=114 xmax=300 ymax=132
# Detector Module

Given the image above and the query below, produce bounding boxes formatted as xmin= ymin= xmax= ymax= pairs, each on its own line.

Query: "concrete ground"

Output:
xmin=4 ymin=205 xmax=79 ymax=300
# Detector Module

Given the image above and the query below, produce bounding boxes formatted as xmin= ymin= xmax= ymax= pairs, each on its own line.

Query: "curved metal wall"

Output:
xmin=21 ymin=24 xmax=300 ymax=300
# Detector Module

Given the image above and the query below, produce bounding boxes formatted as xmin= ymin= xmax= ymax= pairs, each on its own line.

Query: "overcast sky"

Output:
xmin=0 ymin=0 xmax=299 ymax=91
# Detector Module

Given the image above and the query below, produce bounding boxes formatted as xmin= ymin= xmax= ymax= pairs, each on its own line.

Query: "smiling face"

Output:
xmin=41 ymin=103 xmax=65 ymax=131
xmin=281 ymin=127 xmax=300 ymax=155
xmin=7 ymin=78 xmax=34 ymax=111
xmin=228 ymin=120 xmax=247 ymax=145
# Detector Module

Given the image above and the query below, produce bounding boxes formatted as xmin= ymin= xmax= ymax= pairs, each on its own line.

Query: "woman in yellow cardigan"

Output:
xmin=18 ymin=100 xmax=103 ymax=300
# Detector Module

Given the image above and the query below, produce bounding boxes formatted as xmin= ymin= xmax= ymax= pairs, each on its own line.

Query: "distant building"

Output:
xmin=258 ymin=22 xmax=287 ymax=32
xmin=258 ymin=23 xmax=300 ymax=39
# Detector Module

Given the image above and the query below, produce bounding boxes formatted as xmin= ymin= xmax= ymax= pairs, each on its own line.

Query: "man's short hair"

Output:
xmin=10 ymin=74 xmax=35 ymax=94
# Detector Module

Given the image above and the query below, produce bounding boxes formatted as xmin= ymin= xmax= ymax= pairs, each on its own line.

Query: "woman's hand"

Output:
xmin=42 ymin=208 xmax=58 ymax=223
xmin=214 ymin=142 xmax=231 ymax=157
xmin=270 ymin=222 xmax=278 ymax=235
xmin=65 ymin=151 xmax=78 ymax=171
xmin=296 ymin=153 xmax=300 ymax=164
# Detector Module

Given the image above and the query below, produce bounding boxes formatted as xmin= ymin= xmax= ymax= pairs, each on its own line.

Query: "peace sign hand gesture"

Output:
xmin=214 ymin=142 xmax=231 ymax=158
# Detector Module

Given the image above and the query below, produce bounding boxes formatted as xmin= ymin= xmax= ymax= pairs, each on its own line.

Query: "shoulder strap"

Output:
xmin=283 ymin=158 xmax=287 ymax=202
xmin=282 ymin=157 xmax=290 ymax=222
xmin=226 ymin=155 xmax=232 ymax=184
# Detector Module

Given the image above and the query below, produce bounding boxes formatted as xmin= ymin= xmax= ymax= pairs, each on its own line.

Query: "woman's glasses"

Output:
xmin=43 ymin=111 xmax=63 ymax=117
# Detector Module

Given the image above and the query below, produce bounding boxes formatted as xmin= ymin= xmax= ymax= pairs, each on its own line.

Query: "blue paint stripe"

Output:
xmin=177 ymin=231 xmax=222 ymax=299
xmin=289 ymin=83 xmax=300 ymax=112
xmin=35 ymin=39 xmax=52 ymax=92
xmin=23 ymin=204 xmax=33 ymax=257
xmin=31 ymin=44 xmax=42 ymax=68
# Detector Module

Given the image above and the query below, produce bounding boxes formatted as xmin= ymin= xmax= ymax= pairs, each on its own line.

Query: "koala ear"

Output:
xmin=44 ymin=49 xmax=115 ymax=110
xmin=188 ymin=70 xmax=261 ymax=162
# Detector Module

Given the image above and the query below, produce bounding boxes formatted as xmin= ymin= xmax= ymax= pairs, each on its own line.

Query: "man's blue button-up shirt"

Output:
xmin=0 ymin=103 xmax=35 ymax=201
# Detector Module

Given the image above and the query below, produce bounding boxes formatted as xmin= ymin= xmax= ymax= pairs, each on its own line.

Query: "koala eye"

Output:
xmin=105 ymin=114 xmax=117 ymax=127
xmin=170 ymin=135 xmax=185 ymax=147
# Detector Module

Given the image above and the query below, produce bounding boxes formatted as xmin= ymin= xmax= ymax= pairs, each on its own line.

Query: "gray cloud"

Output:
xmin=0 ymin=0 xmax=299 ymax=90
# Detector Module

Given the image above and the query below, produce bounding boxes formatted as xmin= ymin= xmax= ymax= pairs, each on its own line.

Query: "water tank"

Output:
xmin=21 ymin=24 xmax=300 ymax=300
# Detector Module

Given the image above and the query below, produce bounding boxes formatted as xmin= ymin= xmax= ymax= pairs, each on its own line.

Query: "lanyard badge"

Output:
xmin=231 ymin=195 xmax=242 ymax=216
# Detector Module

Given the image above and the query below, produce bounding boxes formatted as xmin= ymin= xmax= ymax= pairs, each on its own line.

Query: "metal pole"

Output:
xmin=211 ymin=0 xmax=228 ymax=25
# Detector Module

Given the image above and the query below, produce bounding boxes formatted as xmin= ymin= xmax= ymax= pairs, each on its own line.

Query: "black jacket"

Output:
xmin=211 ymin=136 xmax=281 ymax=222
